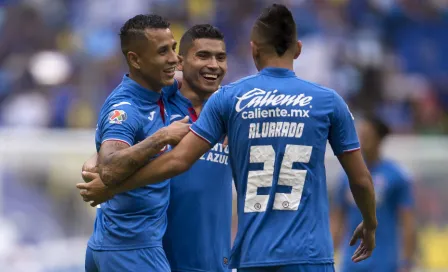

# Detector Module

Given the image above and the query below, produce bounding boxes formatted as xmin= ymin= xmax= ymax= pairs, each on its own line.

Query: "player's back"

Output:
xmin=220 ymin=67 xmax=358 ymax=268
xmin=89 ymin=75 xmax=171 ymax=251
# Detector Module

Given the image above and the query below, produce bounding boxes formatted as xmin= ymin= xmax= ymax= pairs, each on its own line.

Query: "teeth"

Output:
xmin=203 ymin=74 xmax=218 ymax=79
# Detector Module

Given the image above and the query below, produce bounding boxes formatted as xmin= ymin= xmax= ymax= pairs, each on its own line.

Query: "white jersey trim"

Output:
xmin=189 ymin=127 xmax=211 ymax=145
xmin=343 ymin=147 xmax=361 ymax=153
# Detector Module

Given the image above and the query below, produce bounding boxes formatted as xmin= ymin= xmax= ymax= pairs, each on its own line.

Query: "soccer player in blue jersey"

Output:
xmin=331 ymin=115 xmax=416 ymax=272
xmin=162 ymin=24 xmax=233 ymax=272
xmin=79 ymin=4 xmax=378 ymax=272
xmin=81 ymin=14 xmax=190 ymax=272
xmin=80 ymin=24 xmax=233 ymax=272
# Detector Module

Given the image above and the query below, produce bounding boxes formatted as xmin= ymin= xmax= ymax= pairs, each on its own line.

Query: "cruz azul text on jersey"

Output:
xmin=199 ymin=142 xmax=229 ymax=165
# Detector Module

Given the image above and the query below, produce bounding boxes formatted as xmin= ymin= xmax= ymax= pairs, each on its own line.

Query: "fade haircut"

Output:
xmin=179 ymin=24 xmax=224 ymax=56
xmin=252 ymin=4 xmax=297 ymax=57
xmin=119 ymin=14 xmax=170 ymax=55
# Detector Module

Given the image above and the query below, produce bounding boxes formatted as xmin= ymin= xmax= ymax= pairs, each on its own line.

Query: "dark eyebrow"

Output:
xmin=196 ymin=50 xmax=226 ymax=56
xmin=196 ymin=50 xmax=210 ymax=55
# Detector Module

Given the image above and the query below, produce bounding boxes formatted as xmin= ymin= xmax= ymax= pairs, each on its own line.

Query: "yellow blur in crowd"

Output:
xmin=419 ymin=225 xmax=448 ymax=269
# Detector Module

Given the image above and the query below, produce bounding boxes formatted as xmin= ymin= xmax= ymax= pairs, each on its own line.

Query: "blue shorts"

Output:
xmin=238 ymin=264 xmax=335 ymax=272
xmin=85 ymin=246 xmax=170 ymax=272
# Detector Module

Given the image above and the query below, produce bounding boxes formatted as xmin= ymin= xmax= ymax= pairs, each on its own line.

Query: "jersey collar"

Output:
xmin=175 ymin=90 xmax=210 ymax=108
xmin=259 ymin=67 xmax=296 ymax=78
xmin=175 ymin=90 xmax=193 ymax=108
xmin=175 ymin=90 xmax=208 ymax=122
xmin=122 ymin=74 xmax=161 ymax=102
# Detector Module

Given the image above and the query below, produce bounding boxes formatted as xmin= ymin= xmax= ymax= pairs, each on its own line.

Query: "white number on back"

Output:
xmin=244 ymin=144 xmax=313 ymax=213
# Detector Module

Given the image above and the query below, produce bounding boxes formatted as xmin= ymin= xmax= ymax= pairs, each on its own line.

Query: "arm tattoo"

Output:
xmin=98 ymin=130 xmax=168 ymax=186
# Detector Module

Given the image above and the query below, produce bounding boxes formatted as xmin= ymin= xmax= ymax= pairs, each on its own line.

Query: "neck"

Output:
xmin=179 ymin=80 xmax=211 ymax=113
xmin=364 ymin=150 xmax=381 ymax=167
xmin=258 ymin=54 xmax=294 ymax=71
xmin=129 ymin=71 xmax=162 ymax=93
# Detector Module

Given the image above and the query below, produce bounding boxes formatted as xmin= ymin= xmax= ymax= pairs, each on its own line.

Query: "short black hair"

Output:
xmin=364 ymin=114 xmax=391 ymax=140
xmin=252 ymin=4 xmax=297 ymax=56
xmin=119 ymin=14 xmax=170 ymax=55
xmin=178 ymin=24 xmax=224 ymax=56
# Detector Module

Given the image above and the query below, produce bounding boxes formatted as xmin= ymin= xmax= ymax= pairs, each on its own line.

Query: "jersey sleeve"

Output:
xmin=328 ymin=92 xmax=360 ymax=156
xmin=98 ymin=102 xmax=140 ymax=147
xmin=396 ymin=169 xmax=415 ymax=208
xmin=190 ymin=88 xmax=227 ymax=146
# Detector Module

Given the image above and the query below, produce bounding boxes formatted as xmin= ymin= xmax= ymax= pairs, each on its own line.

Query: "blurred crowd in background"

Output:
xmin=1 ymin=0 xmax=448 ymax=271
xmin=0 ymin=0 xmax=447 ymax=133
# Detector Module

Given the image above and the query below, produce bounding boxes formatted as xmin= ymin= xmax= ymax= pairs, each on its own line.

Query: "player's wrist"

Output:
xmin=154 ymin=128 xmax=172 ymax=146
xmin=363 ymin=219 xmax=378 ymax=230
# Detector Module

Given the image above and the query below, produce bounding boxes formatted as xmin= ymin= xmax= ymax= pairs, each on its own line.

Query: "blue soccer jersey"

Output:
xmin=190 ymin=67 xmax=360 ymax=269
xmin=89 ymin=75 xmax=175 ymax=251
xmin=163 ymin=90 xmax=233 ymax=272
xmin=336 ymin=159 xmax=414 ymax=272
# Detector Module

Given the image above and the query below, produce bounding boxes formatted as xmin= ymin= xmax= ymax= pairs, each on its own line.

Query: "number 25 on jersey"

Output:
xmin=244 ymin=145 xmax=312 ymax=213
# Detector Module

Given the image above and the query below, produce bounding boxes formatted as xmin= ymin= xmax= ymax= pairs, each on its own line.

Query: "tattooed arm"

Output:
xmin=98 ymin=116 xmax=190 ymax=187
xmin=98 ymin=137 xmax=163 ymax=187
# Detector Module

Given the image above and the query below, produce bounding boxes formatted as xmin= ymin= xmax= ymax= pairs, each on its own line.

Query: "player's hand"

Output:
xmin=77 ymin=172 xmax=114 ymax=207
xmin=81 ymin=161 xmax=98 ymax=183
xmin=349 ymin=221 xmax=376 ymax=263
xmin=163 ymin=116 xmax=190 ymax=145
xmin=222 ymin=136 xmax=229 ymax=148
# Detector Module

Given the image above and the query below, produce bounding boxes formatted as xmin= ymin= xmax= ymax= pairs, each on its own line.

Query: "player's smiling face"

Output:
xmin=139 ymin=28 xmax=178 ymax=90
xmin=181 ymin=38 xmax=227 ymax=94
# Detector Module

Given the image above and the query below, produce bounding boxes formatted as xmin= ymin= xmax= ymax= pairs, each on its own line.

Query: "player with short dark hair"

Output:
xmin=163 ymin=23 xmax=232 ymax=272
xmin=331 ymin=114 xmax=416 ymax=272
xmin=79 ymin=4 xmax=377 ymax=272
xmin=178 ymin=23 xmax=224 ymax=56
xmin=83 ymin=14 xmax=190 ymax=272
xmin=117 ymin=14 xmax=178 ymax=94
xmin=80 ymin=23 xmax=232 ymax=271
xmin=251 ymin=2 xmax=297 ymax=59
xmin=120 ymin=14 xmax=170 ymax=49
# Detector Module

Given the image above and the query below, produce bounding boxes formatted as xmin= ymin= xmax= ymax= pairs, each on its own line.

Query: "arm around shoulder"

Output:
xmin=110 ymin=130 xmax=211 ymax=194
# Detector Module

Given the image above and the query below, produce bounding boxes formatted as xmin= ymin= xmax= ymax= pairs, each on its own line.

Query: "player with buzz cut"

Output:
xmin=82 ymin=14 xmax=190 ymax=272
xmin=78 ymin=4 xmax=378 ymax=272
xmin=80 ymin=24 xmax=232 ymax=272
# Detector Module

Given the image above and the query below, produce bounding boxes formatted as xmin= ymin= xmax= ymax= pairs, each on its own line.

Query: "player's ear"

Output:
xmin=250 ymin=41 xmax=259 ymax=59
xmin=127 ymin=51 xmax=140 ymax=70
xmin=293 ymin=40 xmax=302 ymax=60
xmin=250 ymin=41 xmax=256 ymax=55
xmin=176 ymin=55 xmax=184 ymax=71
xmin=250 ymin=41 xmax=262 ymax=71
